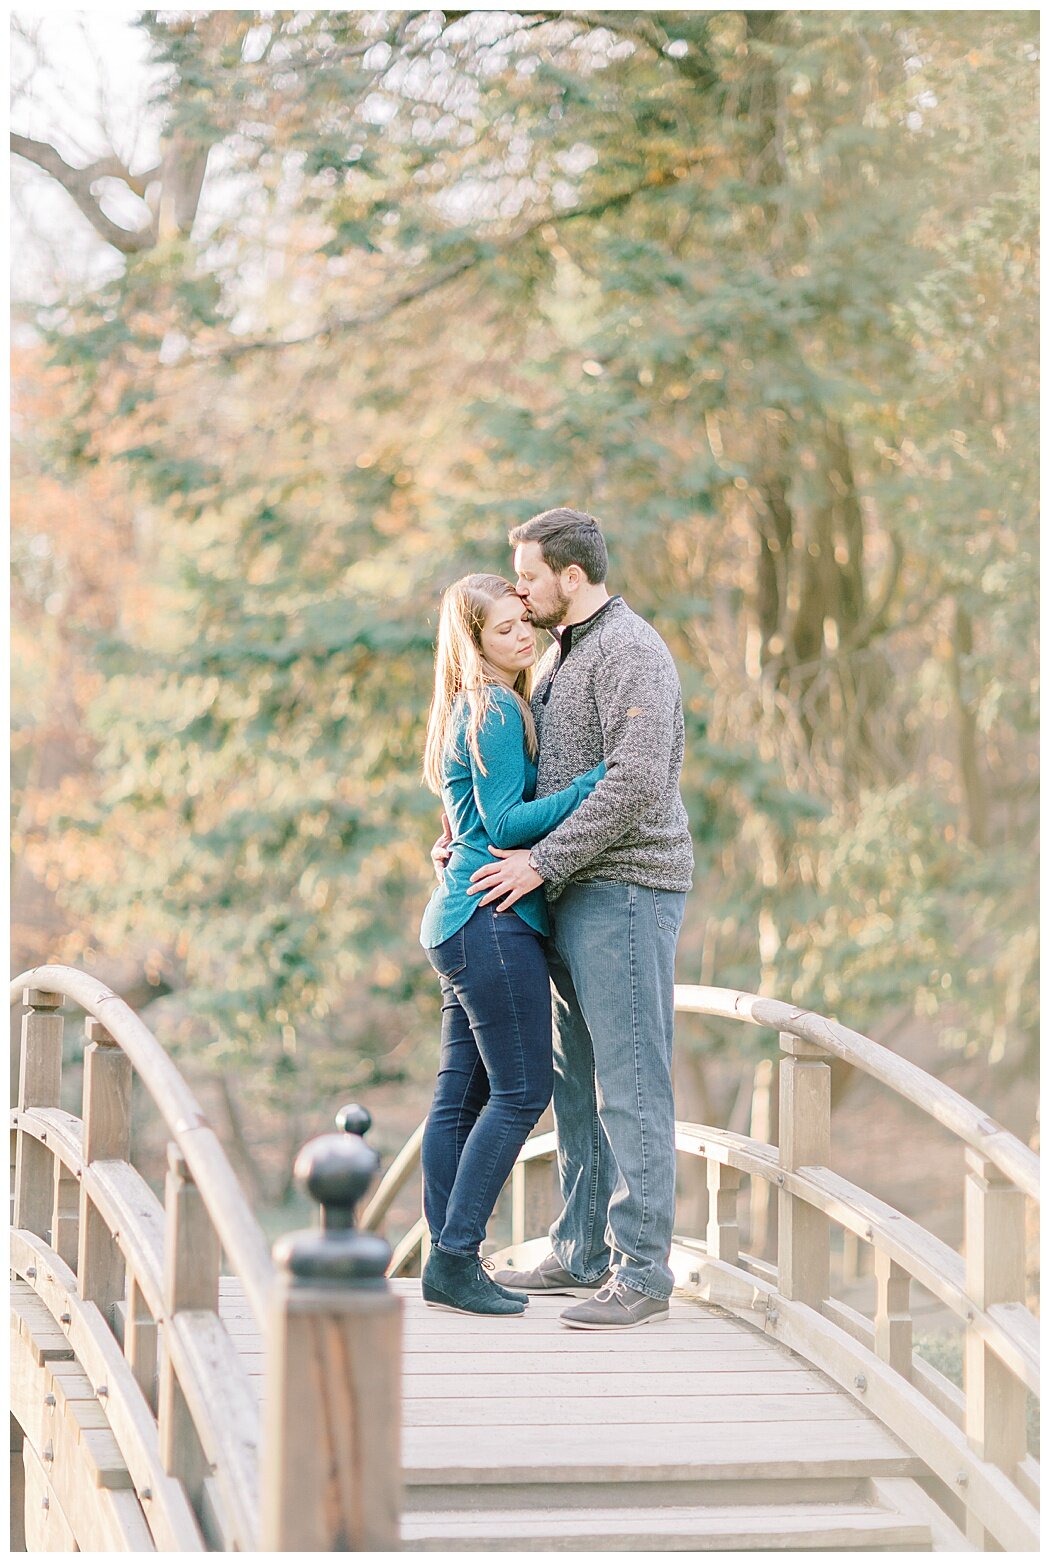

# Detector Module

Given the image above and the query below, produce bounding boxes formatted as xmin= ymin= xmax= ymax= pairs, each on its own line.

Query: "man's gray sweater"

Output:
xmin=529 ymin=596 xmax=694 ymax=900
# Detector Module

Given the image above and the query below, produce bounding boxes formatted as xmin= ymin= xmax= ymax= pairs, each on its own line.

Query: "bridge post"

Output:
xmin=77 ymin=1019 xmax=131 ymax=1328
xmin=963 ymin=1149 xmax=1027 ymax=1492
xmin=262 ymin=1113 xmax=402 ymax=1551
xmin=14 ymin=988 xmax=63 ymax=1240
xmin=776 ymin=1032 xmax=830 ymax=1309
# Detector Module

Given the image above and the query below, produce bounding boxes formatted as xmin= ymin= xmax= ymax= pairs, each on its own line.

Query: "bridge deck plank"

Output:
xmin=218 ymin=1279 xmax=922 ymax=1482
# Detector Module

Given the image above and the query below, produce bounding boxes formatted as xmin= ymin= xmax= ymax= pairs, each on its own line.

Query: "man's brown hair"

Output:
xmin=508 ymin=506 xmax=609 ymax=584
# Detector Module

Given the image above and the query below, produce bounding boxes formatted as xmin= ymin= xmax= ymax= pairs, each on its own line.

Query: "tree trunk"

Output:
xmin=947 ymin=600 xmax=988 ymax=847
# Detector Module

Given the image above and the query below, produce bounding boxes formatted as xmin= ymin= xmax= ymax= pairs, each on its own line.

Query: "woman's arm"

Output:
xmin=470 ymin=694 xmax=604 ymax=851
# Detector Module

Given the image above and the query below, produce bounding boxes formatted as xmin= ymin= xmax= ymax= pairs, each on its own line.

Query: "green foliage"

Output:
xmin=22 ymin=9 xmax=1038 ymax=1124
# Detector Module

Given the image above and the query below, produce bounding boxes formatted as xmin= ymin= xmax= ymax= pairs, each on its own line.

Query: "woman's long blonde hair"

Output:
xmin=423 ymin=574 xmax=539 ymax=794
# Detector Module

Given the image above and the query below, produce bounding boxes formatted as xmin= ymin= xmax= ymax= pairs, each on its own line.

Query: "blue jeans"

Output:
xmin=421 ymin=905 xmax=554 ymax=1254
xmin=546 ymin=880 xmax=687 ymax=1300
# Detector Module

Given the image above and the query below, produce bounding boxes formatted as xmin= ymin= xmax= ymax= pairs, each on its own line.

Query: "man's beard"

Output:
xmin=525 ymin=588 xmax=571 ymax=630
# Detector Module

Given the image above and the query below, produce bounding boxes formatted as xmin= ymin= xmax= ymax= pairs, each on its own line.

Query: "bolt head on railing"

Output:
xmin=272 ymin=1126 xmax=391 ymax=1287
xmin=336 ymin=1102 xmax=373 ymax=1138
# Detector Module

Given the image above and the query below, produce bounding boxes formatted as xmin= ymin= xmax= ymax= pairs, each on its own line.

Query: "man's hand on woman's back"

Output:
xmin=431 ymin=811 xmax=452 ymax=881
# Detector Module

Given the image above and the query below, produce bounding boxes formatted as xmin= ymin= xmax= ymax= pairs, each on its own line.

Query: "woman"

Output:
xmin=419 ymin=573 xmax=604 ymax=1315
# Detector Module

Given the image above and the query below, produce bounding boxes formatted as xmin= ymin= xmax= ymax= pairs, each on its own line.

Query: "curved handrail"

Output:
xmin=672 ymin=1121 xmax=1038 ymax=1393
xmin=674 ymin=985 xmax=1038 ymax=1200
xmin=670 ymin=1239 xmax=1040 ymax=1553
xmin=11 ymin=964 xmax=275 ymax=1323
xmin=367 ymin=977 xmax=1039 ymax=1249
xmin=360 ymin=1118 xmax=427 ymax=1231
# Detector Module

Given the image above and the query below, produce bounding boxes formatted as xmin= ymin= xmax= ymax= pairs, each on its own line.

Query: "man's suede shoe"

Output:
xmin=490 ymin=1251 xmax=611 ymax=1297
xmin=559 ymin=1275 xmax=670 ymax=1330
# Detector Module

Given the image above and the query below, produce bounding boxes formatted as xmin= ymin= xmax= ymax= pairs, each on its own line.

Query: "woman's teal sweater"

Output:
xmin=420 ymin=685 xmax=605 ymax=948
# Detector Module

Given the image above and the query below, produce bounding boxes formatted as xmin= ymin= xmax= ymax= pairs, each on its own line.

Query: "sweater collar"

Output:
xmin=554 ymin=594 xmax=623 ymax=656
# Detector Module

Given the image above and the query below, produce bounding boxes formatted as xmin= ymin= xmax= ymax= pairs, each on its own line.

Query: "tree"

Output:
xmin=12 ymin=10 xmax=1039 ymax=1189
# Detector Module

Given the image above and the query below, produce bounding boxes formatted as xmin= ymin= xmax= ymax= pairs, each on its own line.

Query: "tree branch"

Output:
xmin=570 ymin=11 xmax=721 ymax=89
xmin=80 ymin=152 xmax=163 ymax=199
xmin=11 ymin=132 xmax=157 ymax=253
xmin=206 ymin=158 xmax=702 ymax=362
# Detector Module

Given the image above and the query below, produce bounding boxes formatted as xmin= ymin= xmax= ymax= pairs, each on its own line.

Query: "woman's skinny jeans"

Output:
xmin=422 ymin=904 xmax=553 ymax=1255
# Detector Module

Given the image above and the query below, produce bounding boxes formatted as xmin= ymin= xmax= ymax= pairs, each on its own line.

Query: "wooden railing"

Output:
xmin=9 ymin=965 xmax=401 ymax=1553
xmin=11 ymin=967 xmax=1038 ymax=1551
xmin=365 ymin=982 xmax=1040 ymax=1553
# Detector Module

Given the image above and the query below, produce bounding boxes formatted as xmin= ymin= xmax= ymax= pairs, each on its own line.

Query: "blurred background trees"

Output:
xmin=11 ymin=10 xmax=1038 ymax=1203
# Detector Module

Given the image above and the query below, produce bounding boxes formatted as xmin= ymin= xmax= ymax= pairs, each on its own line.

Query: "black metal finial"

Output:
xmin=297 ymin=1132 xmax=377 ymax=1230
xmin=336 ymin=1102 xmax=373 ymax=1138
xmin=272 ymin=1122 xmax=391 ymax=1287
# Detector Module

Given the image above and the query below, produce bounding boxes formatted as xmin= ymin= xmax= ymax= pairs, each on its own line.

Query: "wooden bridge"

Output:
xmin=10 ymin=965 xmax=1040 ymax=1551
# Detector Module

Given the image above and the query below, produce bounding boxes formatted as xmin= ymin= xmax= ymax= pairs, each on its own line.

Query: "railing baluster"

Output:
xmin=706 ymin=1160 xmax=741 ymax=1265
xmin=77 ymin=1018 xmax=131 ymax=1327
xmin=873 ymin=1250 xmax=912 ymax=1379
xmin=158 ymin=1145 xmax=221 ymax=1511
xmin=14 ymin=988 xmax=63 ymax=1238
xmin=964 ymin=1148 xmax=1027 ymax=1485
xmin=777 ymin=1031 xmax=831 ymax=1308
xmin=125 ymin=1277 xmax=159 ymax=1415
xmin=51 ymin=1157 xmax=79 ymax=1270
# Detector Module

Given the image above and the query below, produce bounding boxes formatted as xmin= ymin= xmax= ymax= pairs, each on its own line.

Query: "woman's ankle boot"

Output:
xmin=480 ymin=1255 xmax=530 ymax=1303
xmin=422 ymin=1248 xmax=526 ymax=1315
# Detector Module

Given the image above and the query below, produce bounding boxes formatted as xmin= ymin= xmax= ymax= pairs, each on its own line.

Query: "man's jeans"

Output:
xmin=546 ymin=880 xmax=686 ymax=1300
xmin=421 ymin=904 xmax=553 ymax=1255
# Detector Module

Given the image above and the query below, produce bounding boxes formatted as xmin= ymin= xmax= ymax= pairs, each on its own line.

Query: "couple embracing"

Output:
xmin=418 ymin=508 xmax=693 ymax=1331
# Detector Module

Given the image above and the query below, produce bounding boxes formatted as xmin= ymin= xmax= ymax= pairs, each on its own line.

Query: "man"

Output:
xmin=468 ymin=506 xmax=693 ymax=1330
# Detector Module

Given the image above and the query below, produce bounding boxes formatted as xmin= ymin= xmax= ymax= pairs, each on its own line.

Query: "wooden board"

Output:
xmin=403 ymin=1316 xmax=747 ymax=1337
xmin=401 ymin=1419 xmax=922 ymax=1481
xmin=398 ymin=1331 xmax=813 ymax=1356
xmin=399 ymin=1501 xmax=931 ymax=1551
xmin=406 ymin=1346 xmax=801 ymax=1374
xmin=403 ymin=1392 xmax=868 ymax=1427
